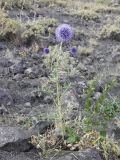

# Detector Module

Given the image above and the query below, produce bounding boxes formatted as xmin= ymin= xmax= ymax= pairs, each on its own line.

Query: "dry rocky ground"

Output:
xmin=0 ymin=0 xmax=120 ymax=160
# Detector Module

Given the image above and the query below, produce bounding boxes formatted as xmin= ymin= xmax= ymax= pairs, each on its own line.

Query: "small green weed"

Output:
xmin=82 ymin=79 xmax=120 ymax=133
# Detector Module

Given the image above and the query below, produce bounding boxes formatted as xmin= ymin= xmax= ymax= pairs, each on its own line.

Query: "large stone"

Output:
xmin=54 ymin=149 xmax=102 ymax=160
xmin=0 ymin=121 xmax=53 ymax=152
xmin=0 ymin=149 xmax=103 ymax=160
xmin=31 ymin=121 xmax=54 ymax=134
xmin=10 ymin=61 xmax=26 ymax=74
xmin=0 ymin=126 xmax=33 ymax=152
xmin=0 ymin=148 xmax=103 ymax=160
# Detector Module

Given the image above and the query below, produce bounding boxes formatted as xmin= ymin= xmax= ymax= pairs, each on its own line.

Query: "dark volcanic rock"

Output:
xmin=31 ymin=121 xmax=54 ymax=134
xmin=112 ymin=53 xmax=120 ymax=63
xmin=0 ymin=121 xmax=53 ymax=152
xmin=0 ymin=148 xmax=103 ymax=160
xmin=0 ymin=126 xmax=33 ymax=152
xmin=0 ymin=88 xmax=13 ymax=107
xmin=24 ymin=67 xmax=39 ymax=78
xmin=54 ymin=149 xmax=102 ymax=160
xmin=0 ymin=58 xmax=13 ymax=67
xmin=0 ymin=105 xmax=9 ymax=114
xmin=0 ymin=150 xmax=41 ymax=160
xmin=10 ymin=61 xmax=26 ymax=74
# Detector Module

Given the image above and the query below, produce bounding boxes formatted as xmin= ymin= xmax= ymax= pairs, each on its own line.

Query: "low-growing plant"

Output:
xmin=0 ymin=12 xmax=58 ymax=43
xmin=36 ymin=0 xmax=66 ymax=7
xmin=0 ymin=9 xmax=22 ymax=41
xmin=82 ymin=79 xmax=120 ymax=133
xmin=78 ymin=46 xmax=94 ymax=55
xmin=0 ymin=0 xmax=32 ymax=9
xmin=21 ymin=18 xmax=58 ymax=43
xmin=100 ymin=136 xmax=120 ymax=160
xmin=0 ymin=18 xmax=21 ymax=40
xmin=70 ymin=9 xmax=99 ymax=21
xmin=100 ymin=24 xmax=120 ymax=41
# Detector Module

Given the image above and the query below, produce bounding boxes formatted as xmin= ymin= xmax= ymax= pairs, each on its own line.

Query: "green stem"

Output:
xmin=56 ymin=42 xmax=64 ymax=137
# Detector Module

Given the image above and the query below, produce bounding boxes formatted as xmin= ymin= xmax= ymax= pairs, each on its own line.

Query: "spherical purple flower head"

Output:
xmin=70 ymin=46 xmax=77 ymax=56
xmin=55 ymin=24 xmax=74 ymax=42
xmin=43 ymin=48 xmax=49 ymax=54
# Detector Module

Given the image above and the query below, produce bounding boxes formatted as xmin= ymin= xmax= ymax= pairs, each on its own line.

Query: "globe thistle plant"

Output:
xmin=43 ymin=24 xmax=75 ymax=138
xmin=55 ymin=24 xmax=74 ymax=42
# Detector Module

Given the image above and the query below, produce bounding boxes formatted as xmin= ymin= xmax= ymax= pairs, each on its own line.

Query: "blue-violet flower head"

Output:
xmin=70 ymin=46 xmax=77 ymax=56
xmin=43 ymin=48 xmax=49 ymax=54
xmin=55 ymin=24 xmax=73 ymax=42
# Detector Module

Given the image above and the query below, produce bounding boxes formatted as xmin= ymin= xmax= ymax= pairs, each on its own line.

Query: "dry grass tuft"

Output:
xmin=100 ymin=24 xmax=120 ymax=41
